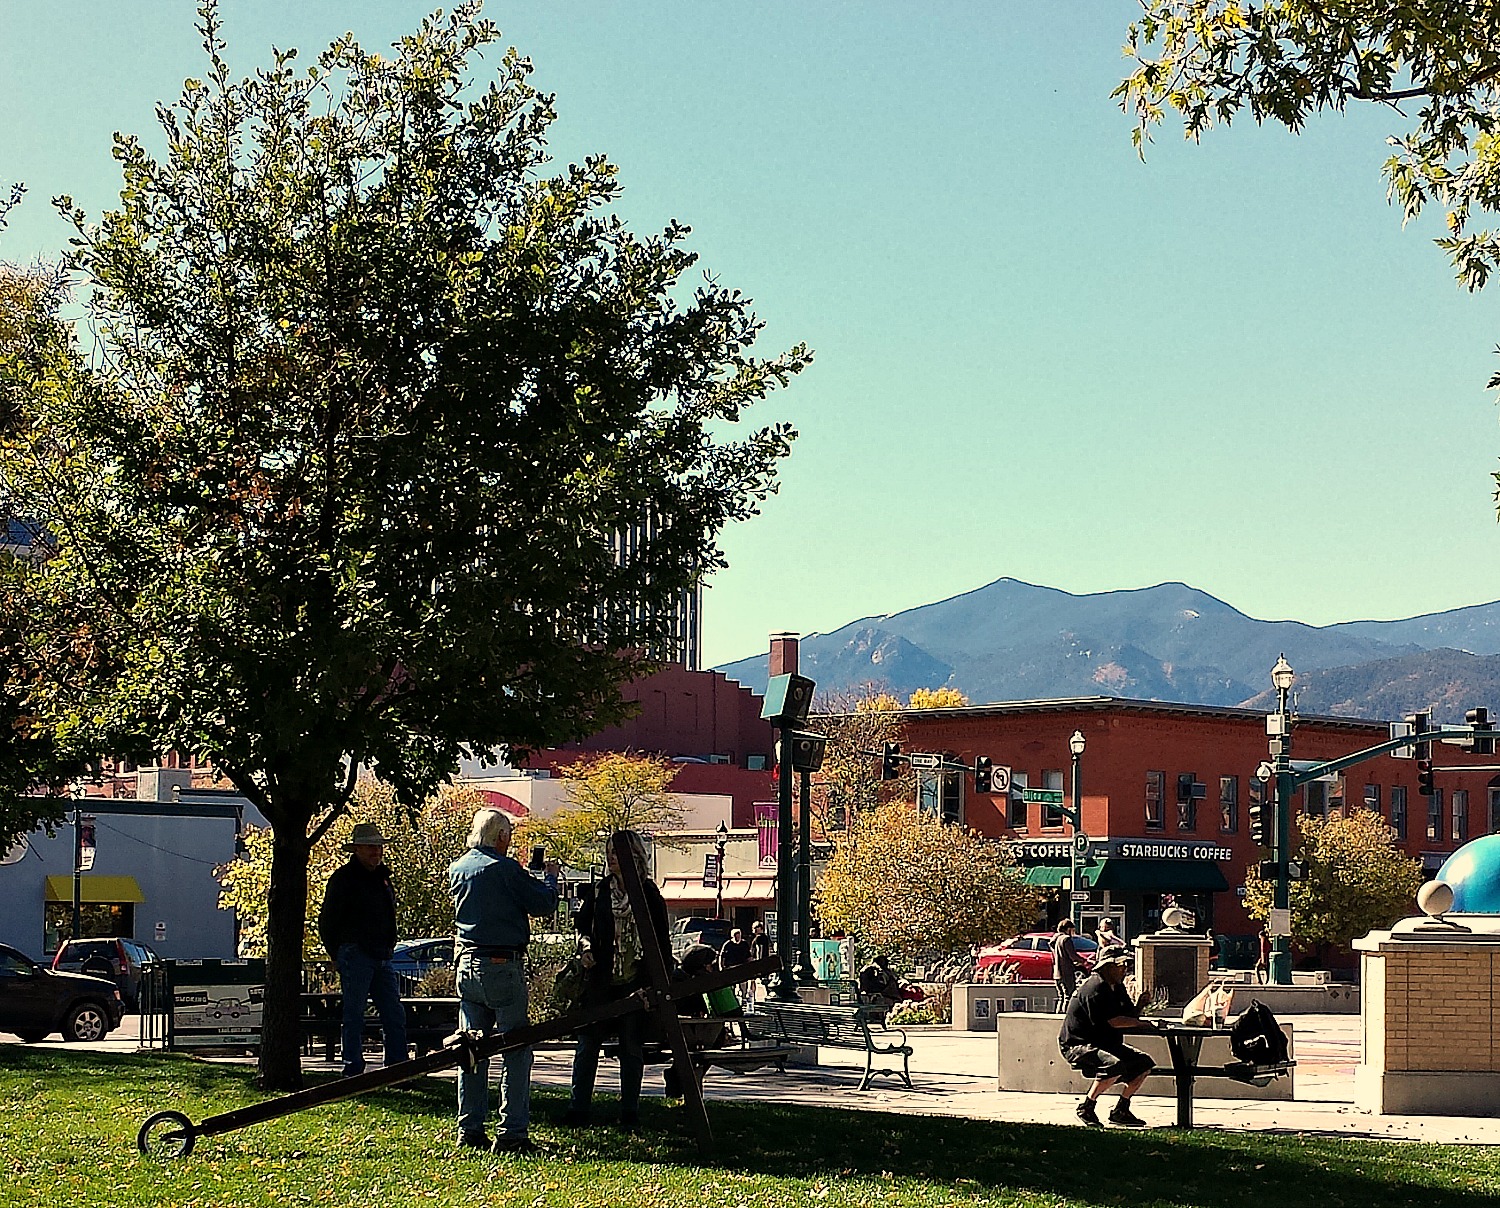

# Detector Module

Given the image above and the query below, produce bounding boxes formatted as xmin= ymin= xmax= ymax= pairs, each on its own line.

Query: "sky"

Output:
xmin=4 ymin=2 xmax=1499 ymax=671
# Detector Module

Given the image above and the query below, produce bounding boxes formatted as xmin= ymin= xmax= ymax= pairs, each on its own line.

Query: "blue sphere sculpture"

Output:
xmin=1437 ymin=835 xmax=1500 ymax=913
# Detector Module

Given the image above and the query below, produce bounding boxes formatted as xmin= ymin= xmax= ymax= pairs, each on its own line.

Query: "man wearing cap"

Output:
xmin=448 ymin=808 xmax=560 ymax=1154
xmin=317 ymin=822 xmax=408 ymax=1078
xmin=1058 ymin=944 xmax=1159 ymax=1127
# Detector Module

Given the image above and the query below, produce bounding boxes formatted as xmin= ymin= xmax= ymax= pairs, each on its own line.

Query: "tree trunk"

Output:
xmin=258 ymin=821 xmax=314 ymax=1091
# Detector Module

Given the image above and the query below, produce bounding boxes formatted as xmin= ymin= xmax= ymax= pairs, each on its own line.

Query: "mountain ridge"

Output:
xmin=714 ymin=579 xmax=1500 ymax=721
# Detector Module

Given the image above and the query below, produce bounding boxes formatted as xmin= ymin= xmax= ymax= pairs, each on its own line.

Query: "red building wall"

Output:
xmin=525 ymin=664 xmax=777 ymax=827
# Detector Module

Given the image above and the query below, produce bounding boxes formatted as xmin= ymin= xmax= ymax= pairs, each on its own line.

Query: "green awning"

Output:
xmin=1089 ymin=859 xmax=1229 ymax=892
xmin=1022 ymin=865 xmax=1099 ymax=888
xmin=43 ymin=875 xmax=145 ymax=904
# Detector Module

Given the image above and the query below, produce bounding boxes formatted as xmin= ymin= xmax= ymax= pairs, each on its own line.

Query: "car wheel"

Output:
xmin=63 ymin=1001 xmax=111 ymax=1042
xmin=16 ymin=1030 xmax=49 ymax=1043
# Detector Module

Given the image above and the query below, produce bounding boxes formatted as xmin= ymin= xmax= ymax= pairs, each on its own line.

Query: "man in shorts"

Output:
xmin=1057 ymin=945 xmax=1159 ymax=1127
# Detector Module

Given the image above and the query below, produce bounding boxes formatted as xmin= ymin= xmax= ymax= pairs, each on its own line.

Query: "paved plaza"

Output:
xmin=25 ymin=1011 xmax=1500 ymax=1145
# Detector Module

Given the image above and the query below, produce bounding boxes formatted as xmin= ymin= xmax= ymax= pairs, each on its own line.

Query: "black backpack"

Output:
xmin=1230 ymin=999 xmax=1289 ymax=1065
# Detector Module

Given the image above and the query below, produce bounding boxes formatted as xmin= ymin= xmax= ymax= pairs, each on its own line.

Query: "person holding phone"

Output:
xmin=448 ymin=809 xmax=559 ymax=1154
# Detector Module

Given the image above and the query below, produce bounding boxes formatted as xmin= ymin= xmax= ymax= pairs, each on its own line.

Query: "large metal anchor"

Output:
xmin=138 ymin=832 xmax=781 ymax=1158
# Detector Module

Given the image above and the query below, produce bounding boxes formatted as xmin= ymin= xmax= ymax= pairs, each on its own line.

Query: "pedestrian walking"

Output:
xmin=1051 ymin=920 xmax=1082 ymax=1013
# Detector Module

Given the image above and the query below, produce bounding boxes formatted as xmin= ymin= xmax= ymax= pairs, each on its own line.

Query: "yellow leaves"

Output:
xmin=906 ymin=687 xmax=968 ymax=710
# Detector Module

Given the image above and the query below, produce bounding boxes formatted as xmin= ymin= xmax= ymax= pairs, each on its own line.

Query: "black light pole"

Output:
xmin=70 ymin=783 xmax=85 ymax=945
xmin=1068 ymin=730 xmax=1085 ymax=930
xmin=771 ymin=721 xmax=798 ymax=999
xmin=714 ymin=821 xmax=728 ymax=921
xmin=794 ymin=768 xmax=816 ymax=984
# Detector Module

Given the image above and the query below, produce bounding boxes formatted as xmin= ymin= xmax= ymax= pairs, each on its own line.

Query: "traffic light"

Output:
xmin=974 ymin=756 xmax=993 ymax=794
xmin=1407 ymin=711 xmax=1431 ymax=761
xmin=1247 ymin=779 xmax=1273 ymax=848
xmin=1417 ymin=759 xmax=1435 ymax=797
xmin=881 ymin=741 xmax=901 ymax=781
xmin=1466 ymin=707 xmax=1495 ymax=756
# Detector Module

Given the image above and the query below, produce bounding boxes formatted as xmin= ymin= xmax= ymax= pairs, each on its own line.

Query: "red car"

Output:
xmin=976 ymin=933 xmax=1098 ymax=980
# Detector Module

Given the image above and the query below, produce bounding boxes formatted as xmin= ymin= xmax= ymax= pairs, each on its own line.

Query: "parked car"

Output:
xmin=975 ymin=933 xmax=1099 ymax=980
xmin=51 ymin=936 xmax=159 ymax=1011
xmin=391 ymin=937 xmax=454 ymax=981
xmin=669 ymin=917 xmax=733 ymax=961
xmin=0 ymin=942 xmax=124 ymax=1042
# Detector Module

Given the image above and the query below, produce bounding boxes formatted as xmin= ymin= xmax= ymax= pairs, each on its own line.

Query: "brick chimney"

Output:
xmin=768 ymin=631 xmax=799 ymax=678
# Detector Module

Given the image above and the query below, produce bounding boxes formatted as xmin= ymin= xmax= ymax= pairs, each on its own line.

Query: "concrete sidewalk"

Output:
xmin=21 ymin=1012 xmax=1500 ymax=1145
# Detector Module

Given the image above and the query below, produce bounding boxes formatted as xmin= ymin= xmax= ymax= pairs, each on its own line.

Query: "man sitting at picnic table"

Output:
xmin=1058 ymin=945 xmax=1160 ymax=1128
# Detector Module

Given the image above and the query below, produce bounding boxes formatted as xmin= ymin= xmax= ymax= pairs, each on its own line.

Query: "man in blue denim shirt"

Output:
xmin=448 ymin=808 xmax=559 ymax=1153
xmin=317 ymin=822 xmax=407 ymax=1077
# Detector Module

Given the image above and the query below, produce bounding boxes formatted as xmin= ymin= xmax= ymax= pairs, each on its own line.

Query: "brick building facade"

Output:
xmin=889 ymin=697 xmax=1498 ymax=944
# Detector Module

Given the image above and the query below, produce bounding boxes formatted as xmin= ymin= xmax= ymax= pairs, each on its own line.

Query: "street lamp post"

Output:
xmin=1268 ymin=654 xmax=1296 ymax=986
xmin=70 ymin=782 xmax=86 ymax=945
xmin=714 ymin=821 xmax=728 ymax=921
xmin=1068 ymin=730 xmax=1086 ymax=929
xmin=794 ymin=768 xmax=816 ymax=984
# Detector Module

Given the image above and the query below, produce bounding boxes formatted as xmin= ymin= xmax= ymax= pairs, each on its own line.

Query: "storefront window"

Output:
xmin=1145 ymin=771 xmax=1164 ymax=832
xmin=43 ymin=902 xmax=134 ymax=955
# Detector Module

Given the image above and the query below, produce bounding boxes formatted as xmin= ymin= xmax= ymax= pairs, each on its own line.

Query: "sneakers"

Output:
xmin=491 ymin=1134 xmax=538 ymax=1155
xmin=1107 ymin=1103 xmax=1148 ymax=1128
xmin=1075 ymin=1099 xmax=1101 ymax=1127
xmin=457 ymin=1132 xmax=492 ymax=1151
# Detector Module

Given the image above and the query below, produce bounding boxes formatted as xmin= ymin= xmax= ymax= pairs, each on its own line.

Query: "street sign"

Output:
xmin=1022 ymin=788 xmax=1064 ymax=805
xmin=701 ymin=854 xmax=720 ymax=889
xmin=1070 ymin=890 xmax=1091 ymax=903
xmin=992 ymin=764 xmax=1012 ymax=793
xmin=1072 ymin=831 xmax=1090 ymax=857
xmin=1389 ymin=719 xmax=1414 ymax=758
xmin=1269 ymin=907 xmax=1291 ymax=935
xmin=908 ymin=752 xmax=941 ymax=770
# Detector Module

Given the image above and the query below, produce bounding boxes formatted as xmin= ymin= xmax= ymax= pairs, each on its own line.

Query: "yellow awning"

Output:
xmin=43 ymin=875 xmax=146 ymax=904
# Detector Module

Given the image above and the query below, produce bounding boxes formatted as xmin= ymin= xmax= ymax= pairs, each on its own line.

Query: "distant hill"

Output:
xmin=715 ymin=578 xmax=1500 ymax=720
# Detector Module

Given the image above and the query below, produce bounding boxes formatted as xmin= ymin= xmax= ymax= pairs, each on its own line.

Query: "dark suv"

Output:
xmin=52 ymin=937 xmax=159 ymax=1011
xmin=669 ymin=917 xmax=733 ymax=961
xmin=0 ymin=943 xmax=123 ymax=1042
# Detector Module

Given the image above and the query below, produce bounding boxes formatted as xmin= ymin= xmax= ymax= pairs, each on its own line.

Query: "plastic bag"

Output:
xmin=1182 ymin=983 xmax=1235 ymax=1027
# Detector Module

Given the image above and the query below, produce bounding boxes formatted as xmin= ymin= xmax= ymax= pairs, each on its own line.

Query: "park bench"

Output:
xmin=745 ymin=1001 xmax=913 ymax=1091
xmin=609 ymin=1016 xmax=794 ymax=1087
xmin=299 ymin=993 xmax=458 ymax=1061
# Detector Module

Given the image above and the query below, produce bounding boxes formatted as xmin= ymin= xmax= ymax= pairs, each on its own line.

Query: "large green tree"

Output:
xmin=1 ymin=4 xmax=805 ymax=1087
xmin=1243 ymin=808 xmax=1423 ymax=951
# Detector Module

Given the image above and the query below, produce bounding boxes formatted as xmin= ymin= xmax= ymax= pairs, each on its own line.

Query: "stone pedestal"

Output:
xmin=1134 ymin=930 xmax=1213 ymax=1007
xmin=1355 ymin=916 xmax=1500 ymax=1115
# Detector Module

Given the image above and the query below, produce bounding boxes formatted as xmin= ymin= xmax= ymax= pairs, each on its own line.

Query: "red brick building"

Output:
xmin=891 ymin=697 xmax=1497 ymax=945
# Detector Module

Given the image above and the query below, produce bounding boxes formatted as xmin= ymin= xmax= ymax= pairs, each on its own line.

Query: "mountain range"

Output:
xmin=714 ymin=579 xmax=1500 ymax=723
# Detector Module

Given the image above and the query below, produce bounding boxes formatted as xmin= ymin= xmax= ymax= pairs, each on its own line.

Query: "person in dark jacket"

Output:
xmin=561 ymin=830 xmax=670 ymax=1132
xmin=317 ymin=822 xmax=407 ymax=1077
xmin=1058 ymin=946 xmax=1160 ymax=1127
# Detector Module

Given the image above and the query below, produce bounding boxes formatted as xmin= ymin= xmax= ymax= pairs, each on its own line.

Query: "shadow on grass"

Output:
xmin=11 ymin=1048 xmax=1500 ymax=1207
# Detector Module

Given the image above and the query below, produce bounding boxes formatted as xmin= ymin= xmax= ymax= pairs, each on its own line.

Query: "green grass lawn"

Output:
xmin=4 ymin=1048 xmax=1500 ymax=1208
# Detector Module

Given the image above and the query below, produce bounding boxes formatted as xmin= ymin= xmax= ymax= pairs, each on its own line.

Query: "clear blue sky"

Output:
xmin=4 ymin=3 xmax=1498 ymax=671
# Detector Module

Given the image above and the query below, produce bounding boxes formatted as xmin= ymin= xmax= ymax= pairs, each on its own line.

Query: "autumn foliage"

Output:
xmin=815 ymin=801 xmax=1037 ymax=955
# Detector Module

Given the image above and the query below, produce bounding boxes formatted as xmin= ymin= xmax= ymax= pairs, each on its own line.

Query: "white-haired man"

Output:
xmin=448 ymin=808 xmax=559 ymax=1154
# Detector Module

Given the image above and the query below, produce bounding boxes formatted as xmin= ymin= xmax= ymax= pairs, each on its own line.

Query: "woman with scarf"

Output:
xmin=562 ymin=830 xmax=670 ymax=1131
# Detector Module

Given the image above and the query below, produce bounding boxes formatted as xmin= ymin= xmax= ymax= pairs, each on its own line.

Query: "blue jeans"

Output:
xmin=335 ymin=944 xmax=407 ymax=1076
xmin=571 ymin=1003 xmax=645 ymax=1120
xmin=456 ymin=953 xmax=531 ymax=1139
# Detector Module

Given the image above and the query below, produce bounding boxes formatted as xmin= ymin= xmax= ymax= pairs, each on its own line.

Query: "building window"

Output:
xmin=1363 ymin=784 xmax=1381 ymax=813
xmin=1302 ymin=782 xmax=1328 ymax=818
xmin=1009 ymin=771 xmax=1028 ymax=829
xmin=1426 ymin=787 xmax=1443 ymax=842
xmin=1043 ymin=769 xmax=1064 ymax=827
xmin=1391 ymin=785 xmax=1408 ymax=840
xmin=1219 ymin=776 xmax=1238 ymax=833
xmin=1453 ymin=789 xmax=1469 ymax=844
xmin=1145 ymin=771 xmax=1164 ymax=832
xmin=1490 ymin=783 xmax=1500 ymax=834
xmin=918 ymin=769 xmax=963 ymax=826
